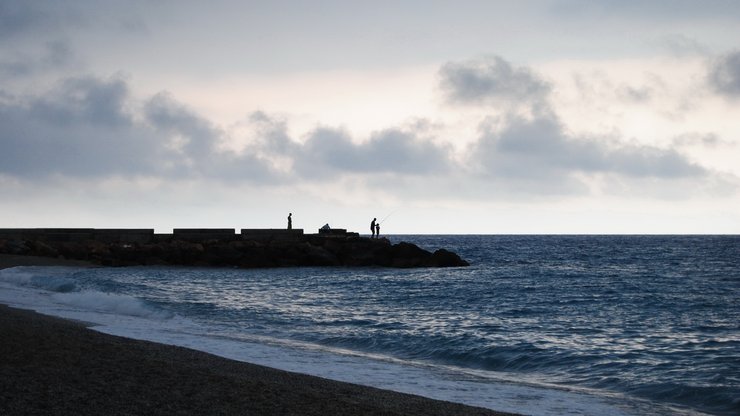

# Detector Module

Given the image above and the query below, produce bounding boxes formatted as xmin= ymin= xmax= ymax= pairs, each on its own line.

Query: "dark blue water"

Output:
xmin=394 ymin=235 xmax=740 ymax=415
xmin=3 ymin=235 xmax=739 ymax=414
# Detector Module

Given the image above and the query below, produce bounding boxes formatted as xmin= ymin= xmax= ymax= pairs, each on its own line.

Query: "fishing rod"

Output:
xmin=378 ymin=208 xmax=399 ymax=225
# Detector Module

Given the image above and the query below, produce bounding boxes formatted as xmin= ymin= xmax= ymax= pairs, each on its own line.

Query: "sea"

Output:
xmin=1 ymin=235 xmax=738 ymax=416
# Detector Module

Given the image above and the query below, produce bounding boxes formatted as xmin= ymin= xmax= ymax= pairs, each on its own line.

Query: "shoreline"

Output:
xmin=0 ymin=256 xmax=517 ymax=416
xmin=0 ymin=305 xmax=517 ymax=416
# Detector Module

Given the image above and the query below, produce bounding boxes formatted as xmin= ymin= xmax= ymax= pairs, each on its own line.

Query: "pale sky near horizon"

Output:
xmin=1 ymin=1 xmax=739 ymax=234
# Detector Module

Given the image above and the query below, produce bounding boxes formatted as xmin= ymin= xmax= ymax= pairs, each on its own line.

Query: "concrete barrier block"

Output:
xmin=241 ymin=229 xmax=304 ymax=241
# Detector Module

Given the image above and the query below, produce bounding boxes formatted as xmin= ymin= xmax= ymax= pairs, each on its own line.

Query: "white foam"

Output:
xmin=51 ymin=291 xmax=172 ymax=319
xmin=0 ymin=266 xmax=42 ymax=286
xmin=0 ymin=266 xmax=77 ymax=292
xmin=95 ymin=323 xmax=654 ymax=416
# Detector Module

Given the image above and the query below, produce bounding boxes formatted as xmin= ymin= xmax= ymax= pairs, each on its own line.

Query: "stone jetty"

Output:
xmin=0 ymin=228 xmax=469 ymax=268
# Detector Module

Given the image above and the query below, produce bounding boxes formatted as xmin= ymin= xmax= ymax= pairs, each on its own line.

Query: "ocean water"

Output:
xmin=1 ymin=235 xmax=738 ymax=415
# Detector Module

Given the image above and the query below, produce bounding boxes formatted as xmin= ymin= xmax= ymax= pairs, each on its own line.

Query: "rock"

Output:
xmin=204 ymin=243 xmax=243 ymax=265
xmin=425 ymin=249 xmax=470 ymax=267
xmin=388 ymin=242 xmax=431 ymax=268
xmin=32 ymin=241 xmax=59 ymax=257
xmin=2 ymin=233 xmax=469 ymax=269
xmin=3 ymin=239 xmax=31 ymax=255
xmin=57 ymin=242 xmax=88 ymax=260
xmin=301 ymin=244 xmax=340 ymax=266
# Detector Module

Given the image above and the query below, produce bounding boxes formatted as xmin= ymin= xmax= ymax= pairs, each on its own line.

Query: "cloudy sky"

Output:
xmin=2 ymin=0 xmax=739 ymax=234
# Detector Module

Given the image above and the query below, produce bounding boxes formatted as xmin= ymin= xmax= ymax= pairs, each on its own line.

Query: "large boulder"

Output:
xmin=2 ymin=239 xmax=31 ymax=255
xmin=389 ymin=242 xmax=431 ymax=268
xmin=204 ymin=243 xmax=244 ymax=265
xmin=32 ymin=240 xmax=58 ymax=257
xmin=425 ymin=249 xmax=470 ymax=267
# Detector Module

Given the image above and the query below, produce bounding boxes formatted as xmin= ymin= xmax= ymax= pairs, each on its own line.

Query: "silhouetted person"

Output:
xmin=371 ymin=218 xmax=376 ymax=237
xmin=287 ymin=213 xmax=292 ymax=230
xmin=375 ymin=223 xmax=380 ymax=238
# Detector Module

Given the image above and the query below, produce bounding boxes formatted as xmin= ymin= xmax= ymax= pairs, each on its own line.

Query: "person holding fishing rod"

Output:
xmin=371 ymin=210 xmax=396 ymax=238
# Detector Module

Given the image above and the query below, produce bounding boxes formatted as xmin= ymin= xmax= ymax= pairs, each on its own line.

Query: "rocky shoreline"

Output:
xmin=0 ymin=233 xmax=469 ymax=268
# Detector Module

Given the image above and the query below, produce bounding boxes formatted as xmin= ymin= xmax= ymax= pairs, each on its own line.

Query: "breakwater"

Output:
xmin=0 ymin=228 xmax=469 ymax=268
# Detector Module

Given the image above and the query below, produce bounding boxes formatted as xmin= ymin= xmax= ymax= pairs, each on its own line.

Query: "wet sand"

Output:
xmin=0 ymin=256 xmax=517 ymax=416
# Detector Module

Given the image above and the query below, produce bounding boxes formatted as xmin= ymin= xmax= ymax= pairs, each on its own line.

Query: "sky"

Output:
xmin=1 ymin=0 xmax=739 ymax=234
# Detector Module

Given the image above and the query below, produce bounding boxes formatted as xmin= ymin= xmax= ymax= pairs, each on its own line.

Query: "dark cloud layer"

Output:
xmin=144 ymin=92 xmax=218 ymax=160
xmin=31 ymin=76 xmax=131 ymax=127
xmin=0 ymin=2 xmax=52 ymax=38
xmin=0 ymin=69 xmax=722 ymax=199
xmin=0 ymin=40 xmax=74 ymax=77
xmin=294 ymin=127 xmax=452 ymax=178
xmin=0 ymin=76 xmax=157 ymax=177
xmin=439 ymin=56 xmax=551 ymax=108
xmin=471 ymin=115 xmax=706 ymax=194
xmin=0 ymin=76 xmax=455 ymax=184
xmin=0 ymin=75 xmax=279 ymax=181
xmin=709 ymin=50 xmax=740 ymax=97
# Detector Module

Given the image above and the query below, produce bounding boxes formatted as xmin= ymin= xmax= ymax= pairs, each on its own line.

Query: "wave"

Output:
xmin=51 ymin=291 xmax=173 ymax=319
xmin=0 ymin=266 xmax=78 ymax=292
xmin=0 ymin=266 xmax=172 ymax=320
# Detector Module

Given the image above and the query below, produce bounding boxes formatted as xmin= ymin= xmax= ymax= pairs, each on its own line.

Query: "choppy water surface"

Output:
xmin=1 ymin=235 xmax=738 ymax=415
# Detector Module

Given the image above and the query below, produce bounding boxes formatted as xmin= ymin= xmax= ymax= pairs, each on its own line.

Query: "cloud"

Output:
xmin=0 ymin=40 xmax=74 ymax=78
xmin=0 ymin=75 xmax=279 ymax=182
xmin=293 ymin=126 xmax=454 ymax=179
xmin=31 ymin=75 xmax=131 ymax=127
xmin=0 ymin=65 xmax=729 ymax=202
xmin=616 ymin=85 xmax=652 ymax=103
xmin=144 ymin=92 xmax=218 ymax=160
xmin=439 ymin=56 xmax=551 ymax=109
xmin=438 ymin=56 xmax=714 ymax=196
xmin=708 ymin=50 xmax=740 ymax=97
xmin=0 ymin=2 xmax=55 ymax=38
xmin=245 ymin=111 xmax=298 ymax=155
xmin=673 ymin=133 xmax=734 ymax=148
xmin=0 ymin=75 xmax=158 ymax=178
xmin=0 ymin=75 xmax=453 ymax=185
xmin=659 ymin=34 xmax=710 ymax=57
xmin=470 ymin=114 xmax=707 ymax=195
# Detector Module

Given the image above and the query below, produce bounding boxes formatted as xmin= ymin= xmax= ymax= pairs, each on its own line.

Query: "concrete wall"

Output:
xmin=0 ymin=228 xmax=153 ymax=244
xmin=1 ymin=227 xmax=354 ymax=244
xmin=241 ymin=229 xmax=304 ymax=241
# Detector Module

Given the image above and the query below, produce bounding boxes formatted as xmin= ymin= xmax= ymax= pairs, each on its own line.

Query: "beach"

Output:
xmin=0 ymin=255 xmax=514 ymax=416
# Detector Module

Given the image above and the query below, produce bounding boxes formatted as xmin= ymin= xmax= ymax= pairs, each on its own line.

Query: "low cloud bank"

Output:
xmin=0 ymin=55 xmax=732 ymax=199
